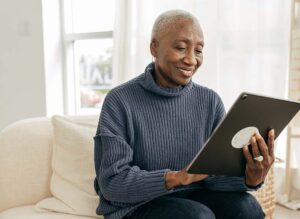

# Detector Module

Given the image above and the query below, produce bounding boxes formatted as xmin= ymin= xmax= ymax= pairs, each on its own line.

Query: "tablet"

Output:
xmin=187 ymin=92 xmax=300 ymax=176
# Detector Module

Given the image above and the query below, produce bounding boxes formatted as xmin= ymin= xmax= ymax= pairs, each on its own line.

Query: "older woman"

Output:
xmin=94 ymin=9 xmax=274 ymax=219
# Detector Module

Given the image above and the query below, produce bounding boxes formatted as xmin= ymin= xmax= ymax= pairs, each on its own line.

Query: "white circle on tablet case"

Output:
xmin=231 ymin=127 xmax=259 ymax=149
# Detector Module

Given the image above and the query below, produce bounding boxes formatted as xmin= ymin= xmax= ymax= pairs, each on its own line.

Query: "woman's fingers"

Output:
xmin=268 ymin=129 xmax=275 ymax=158
xmin=193 ymin=174 xmax=209 ymax=181
xmin=243 ymin=145 xmax=254 ymax=165
xmin=255 ymin=133 xmax=269 ymax=160
xmin=244 ymin=130 xmax=275 ymax=186
xmin=250 ymin=135 xmax=262 ymax=161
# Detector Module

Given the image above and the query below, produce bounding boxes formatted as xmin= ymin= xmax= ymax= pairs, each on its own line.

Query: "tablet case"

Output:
xmin=187 ymin=92 xmax=300 ymax=176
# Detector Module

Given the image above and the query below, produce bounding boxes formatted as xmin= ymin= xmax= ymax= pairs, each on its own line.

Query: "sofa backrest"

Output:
xmin=0 ymin=117 xmax=53 ymax=212
xmin=0 ymin=115 xmax=99 ymax=212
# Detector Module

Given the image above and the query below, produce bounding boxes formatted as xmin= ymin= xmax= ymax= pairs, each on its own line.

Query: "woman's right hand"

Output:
xmin=165 ymin=167 xmax=208 ymax=190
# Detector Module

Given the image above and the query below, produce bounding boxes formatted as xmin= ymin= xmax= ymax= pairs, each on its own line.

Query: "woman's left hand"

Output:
xmin=242 ymin=129 xmax=275 ymax=187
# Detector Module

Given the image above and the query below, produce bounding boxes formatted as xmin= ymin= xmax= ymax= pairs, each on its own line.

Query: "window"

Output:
xmin=61 ymin=0 xmax=116 ymax=115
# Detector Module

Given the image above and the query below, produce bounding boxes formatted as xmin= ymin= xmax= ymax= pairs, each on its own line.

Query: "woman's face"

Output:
xmin=151 ymin=19 xmax=204 ymax=88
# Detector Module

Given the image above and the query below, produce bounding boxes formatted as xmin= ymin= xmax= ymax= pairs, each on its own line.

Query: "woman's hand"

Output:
xmin=243 ymin=129 xmax=275 ymax=187
xmin=165 ymin=167 xmax=208 ymax=190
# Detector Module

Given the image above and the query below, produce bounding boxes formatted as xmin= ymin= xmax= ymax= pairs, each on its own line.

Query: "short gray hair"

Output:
xmin=151 ymin=10 xmax=200 ymax=41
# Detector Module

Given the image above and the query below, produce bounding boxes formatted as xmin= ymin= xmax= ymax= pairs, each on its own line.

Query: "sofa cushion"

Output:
xmin=0 ymin=205 xmax=97 ymax=219
xmin=35 ymin=116 xmax=102 ymax=218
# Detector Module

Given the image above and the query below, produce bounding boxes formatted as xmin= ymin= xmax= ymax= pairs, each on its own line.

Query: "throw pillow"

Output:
xmin=35 ymin=115 xmax=103 ymax=218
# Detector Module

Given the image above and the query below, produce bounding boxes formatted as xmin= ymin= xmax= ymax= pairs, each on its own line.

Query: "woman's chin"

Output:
xmin=177 ymin=78 xmax=192 ymax=86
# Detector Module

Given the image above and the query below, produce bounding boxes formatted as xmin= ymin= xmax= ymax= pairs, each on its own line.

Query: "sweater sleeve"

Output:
xmin=212 ymin=92 xmax=226 ymax=131
xmin=94 ymin=92 xmax=171 ymax=204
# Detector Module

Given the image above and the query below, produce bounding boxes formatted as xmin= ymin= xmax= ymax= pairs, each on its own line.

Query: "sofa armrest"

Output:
xmin=0 ymin=117 xmax=53 ymax=212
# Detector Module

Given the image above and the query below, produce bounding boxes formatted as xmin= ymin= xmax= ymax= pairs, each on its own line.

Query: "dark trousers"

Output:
xmin=125 ymin=189 xmax=264 ymax=219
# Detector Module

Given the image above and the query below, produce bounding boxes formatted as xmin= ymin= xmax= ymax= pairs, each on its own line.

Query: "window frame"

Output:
xmin=60 ymin=0 xmax=114 ymax=115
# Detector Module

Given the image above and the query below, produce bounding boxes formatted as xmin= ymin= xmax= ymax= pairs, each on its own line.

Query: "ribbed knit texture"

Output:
xmin=94 ymin=63 xmax=254 ymax=219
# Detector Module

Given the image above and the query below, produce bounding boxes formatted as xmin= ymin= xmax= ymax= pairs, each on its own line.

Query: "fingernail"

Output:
xmin=271 ymin=129 xmax=275 ymax=136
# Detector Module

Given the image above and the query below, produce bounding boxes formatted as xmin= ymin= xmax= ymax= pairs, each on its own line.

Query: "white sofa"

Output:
xmin=0 ymin=115 xmax=276 ymax=219
xmin=0 ymin=115 xmax=103 ymax=219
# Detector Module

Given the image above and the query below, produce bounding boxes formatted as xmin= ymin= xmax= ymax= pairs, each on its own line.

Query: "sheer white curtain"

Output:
xmin=112 ymin=0 xmax=296 ymax=204
xmin=113 ymin=0 xmax=290 ymax=107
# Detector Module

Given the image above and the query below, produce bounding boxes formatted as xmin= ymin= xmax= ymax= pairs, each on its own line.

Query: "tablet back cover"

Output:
xmin=187 ymin=92 xmax=300 ymax=176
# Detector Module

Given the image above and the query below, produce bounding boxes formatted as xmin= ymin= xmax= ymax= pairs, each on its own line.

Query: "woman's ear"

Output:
xmin=150 ymin=40 xmax=158 ymax=58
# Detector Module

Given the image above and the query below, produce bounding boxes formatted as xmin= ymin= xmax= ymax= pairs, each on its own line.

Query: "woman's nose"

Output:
xmin=183 ymin=50 xmax=198 ymax=66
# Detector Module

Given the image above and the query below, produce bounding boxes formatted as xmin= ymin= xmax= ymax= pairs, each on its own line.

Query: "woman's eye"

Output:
xmin=176 ymin=47 xmax=186 ymax=51
xmin=195 ymin=50 xmax=202 ymax=55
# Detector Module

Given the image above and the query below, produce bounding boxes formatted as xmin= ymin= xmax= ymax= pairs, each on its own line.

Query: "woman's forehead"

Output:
xmin=160 ymin=21 xmax=203 ymax=43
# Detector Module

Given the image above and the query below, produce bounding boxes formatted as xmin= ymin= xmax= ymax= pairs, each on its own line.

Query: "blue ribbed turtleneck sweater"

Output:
xmin=94 ymin=63 xmax=252 ymax=219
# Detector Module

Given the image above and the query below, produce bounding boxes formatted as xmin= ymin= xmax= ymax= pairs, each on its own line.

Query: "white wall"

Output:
xmin=0 ymin=0 xmax=46 ymax=130
xmin=42 ymin=0 xmax=64 ymax=117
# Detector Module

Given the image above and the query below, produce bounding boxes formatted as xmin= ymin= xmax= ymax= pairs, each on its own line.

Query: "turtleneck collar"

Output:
xmin=139 ymin=62 xmax=193 ymax=97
